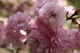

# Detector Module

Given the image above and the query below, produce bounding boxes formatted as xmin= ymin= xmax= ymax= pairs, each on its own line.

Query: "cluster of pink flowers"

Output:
xmin=6 ymin=12 xmax=31 ymax=47
xmin=4 ymin=0 xmax=80 ymax=53
xmin=27 ymin=0 xmax=80 ymax=53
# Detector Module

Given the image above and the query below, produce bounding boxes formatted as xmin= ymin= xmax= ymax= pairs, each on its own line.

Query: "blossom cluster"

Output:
xmin=6 ymin=12 xmax=31 ymax=47
xmin=0 ymin=0 xmax=80 ymax=53
xmin=27 ymin=0 xmax=80 ymax=53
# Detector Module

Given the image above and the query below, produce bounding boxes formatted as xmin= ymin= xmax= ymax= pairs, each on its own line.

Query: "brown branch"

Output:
xmin=67 ymin=10 xmax=80 ymax=30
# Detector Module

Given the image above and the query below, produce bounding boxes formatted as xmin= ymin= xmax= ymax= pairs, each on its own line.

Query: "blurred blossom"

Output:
xmin=27 ymin=0 xmax=68 ymax=53
xmin=0 ymin=0 xmax=80 ymax=53
xmin=0 ymin=0 xmax=38 ymax=17
xmin=0 ymin=22 xmax=9 ymax=46
xmin=6 ymin=12 xmax=31 ymax=47
xmin=7 ymin=12 xmax=31 ymax=31
xmin=35 ymin=0 xmax=67 ymax=30
xmin=27 ymin=30 xmax=49 ymax=53
xmin=27 ymin=0 xmax=80 ymax=53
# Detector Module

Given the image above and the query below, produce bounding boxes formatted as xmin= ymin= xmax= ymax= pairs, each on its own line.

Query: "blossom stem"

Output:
xmin=67 ymin=11 xmax=78 ymax=20
xmin=67 ymin=10 xmax=80 ymax=30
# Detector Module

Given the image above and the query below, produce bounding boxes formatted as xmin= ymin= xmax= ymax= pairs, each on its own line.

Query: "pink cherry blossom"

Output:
xmin=35 ymin=0 xmax=67 ymax=30
xmin=35 ymin=0 xmax=58 ymax=17
xmin=7 ymin=12 xmax=31 ymax=31
xmin=6 ymin=12 xmax=31 ymax=47
xmin=67 ymin=29 xmax=80 ymax=49
xmin=27 ymin=18 xmax=67 ymax=53
xmin=28 ymin=24 xmax=80 ymax=53
xmin=35 ymin=0 xmax=58 ymax=15
xmin=27 ymin=18 xmax=55 ymax=53
xmin=27 ymin=30 xmax=49 ymax=53
xmin=56 ymin=28 xmax=80 ymax=51
xmin=6 ymin=30 xmax=26 ymax=47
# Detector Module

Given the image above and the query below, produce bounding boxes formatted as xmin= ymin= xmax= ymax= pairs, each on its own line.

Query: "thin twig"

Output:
xmin=67 ymin=11 xmax=78 ymax=20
